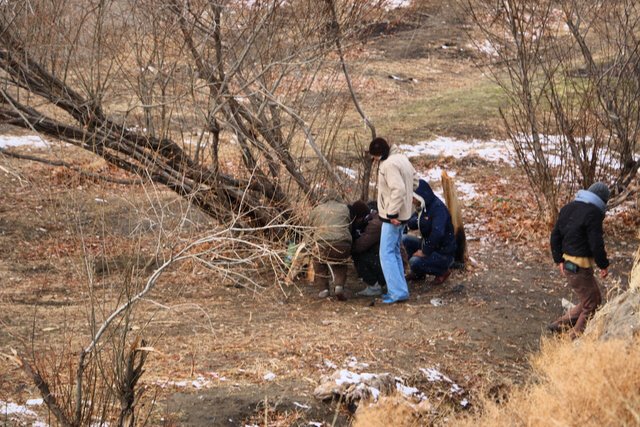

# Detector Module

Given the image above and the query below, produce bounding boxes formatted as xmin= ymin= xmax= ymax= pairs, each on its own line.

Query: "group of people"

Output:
xmin=308 ymin=137 xmax=457 ymax=304
xmin=308 ymin=136 xmax=612 ymax=339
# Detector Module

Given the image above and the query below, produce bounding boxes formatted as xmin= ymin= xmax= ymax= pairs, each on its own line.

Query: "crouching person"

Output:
xmin=548 ymin=182 xmax=610 ymax=338
xmin=309 ymin=195 xmax=352 ymax=300
xmin=349 ymin=200 xmax=387 ymax=297
xmin=403 ymin=179 xmax=456 ymax=286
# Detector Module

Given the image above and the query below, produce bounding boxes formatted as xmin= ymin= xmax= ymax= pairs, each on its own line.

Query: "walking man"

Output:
xmin=549 ymin=182 xmax=610 ymax=338
xmin=369 ymin=137 xmax=416 ymax=304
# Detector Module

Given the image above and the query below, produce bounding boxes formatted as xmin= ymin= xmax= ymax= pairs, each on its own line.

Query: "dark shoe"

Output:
xmin=405 ymin=272 xmax=424 ymax=282
xmin=429 ymin=270 xmax=451 ymax=286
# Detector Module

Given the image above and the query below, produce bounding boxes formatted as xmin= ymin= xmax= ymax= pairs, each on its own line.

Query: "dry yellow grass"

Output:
xmin=355 ymin=336 xmax=640 ymax=426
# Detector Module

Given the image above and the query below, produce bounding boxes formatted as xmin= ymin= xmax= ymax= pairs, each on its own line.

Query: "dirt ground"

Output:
xmin=1 ymin=3 xmax=639 ymax=427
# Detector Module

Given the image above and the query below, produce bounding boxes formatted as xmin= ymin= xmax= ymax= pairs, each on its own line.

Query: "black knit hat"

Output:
xmin=369 ymin=137 xmax=390 ymax=158
xmin=349 ymin=200 xmax=370 ymax=220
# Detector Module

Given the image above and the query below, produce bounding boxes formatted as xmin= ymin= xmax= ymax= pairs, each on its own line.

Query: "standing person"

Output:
xmin=403 ymin=179 xmax=456 ymax=285
xmin=349 ymin=200 xmax=387 ymax=297
xmin=549 ymin=182 xmax=610 ymax=338
xmin=309 ymin=195 xmax=352 ymax=301
xmin=369 ymin=137 xmax=416 ymax=304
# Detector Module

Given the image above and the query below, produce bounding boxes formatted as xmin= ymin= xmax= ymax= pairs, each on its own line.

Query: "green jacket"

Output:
xmin=309 ymin=201 xmax=352 ymax=244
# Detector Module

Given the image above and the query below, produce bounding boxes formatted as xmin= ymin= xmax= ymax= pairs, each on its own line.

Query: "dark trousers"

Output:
xmin=352 ymin=246 xmax=387 ymax=289
xmin=313 ymin=240 xmax=351 ymax=291
xmin=402 ymin=235 xmax=453 ymax=277
xmin=553 ymin=267 xmax=602 ymax=334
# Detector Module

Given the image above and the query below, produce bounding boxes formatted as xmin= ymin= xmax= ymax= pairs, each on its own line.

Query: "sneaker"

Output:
xmin=318 ymin=289 xmax=330 ymax=298
xmin=381 ymin=294 xmax=409 ymax=304
xmin=429 ymin=270 xmax=451 ymax=286
xmin=356 ymin=283 xmax=382 ymax=297
xmin=334 ymin=286 xmax=347 ymax=301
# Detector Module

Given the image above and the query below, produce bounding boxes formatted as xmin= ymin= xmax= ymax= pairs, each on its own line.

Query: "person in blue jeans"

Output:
xmin=369 ymin=137 xmax=417 ymax=304
xmin=403 ymin=179 xmax=456 ymax=286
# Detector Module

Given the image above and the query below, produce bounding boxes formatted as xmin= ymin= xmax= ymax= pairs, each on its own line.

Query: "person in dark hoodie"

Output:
xmin=402 ymin=179 xmax=456 ymax=286
xmin=349 ymin=200 xmax=387 ymax=297
xmin=549 ymin=182 xmax=610 ymax=338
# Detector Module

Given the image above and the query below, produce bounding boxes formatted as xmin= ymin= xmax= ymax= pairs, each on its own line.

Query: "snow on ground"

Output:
xmin=400 ymin=136 xmax=515 ymax=164
xmin=0 ymin=135 xmax=50 ymax=148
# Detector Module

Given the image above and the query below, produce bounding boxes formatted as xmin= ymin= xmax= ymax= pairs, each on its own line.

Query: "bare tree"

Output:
xmin=0 ymin=0 xmax=385 ymax=230
xmin=466 ymin=0 xmax=639 ymax=221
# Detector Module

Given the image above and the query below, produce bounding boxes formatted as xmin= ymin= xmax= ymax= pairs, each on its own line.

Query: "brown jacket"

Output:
xmin=377 ymin=145 xmax=417 ymax=222
xmin=309 ymin=200 xmax=353 ymax=244
xmin=352 ymin=212 xmax=382 ymax=254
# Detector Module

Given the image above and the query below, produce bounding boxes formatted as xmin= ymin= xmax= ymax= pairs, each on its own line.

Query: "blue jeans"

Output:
xmin=402 ymin=235 xmax=453 ymax=277
xmin=380 ymin=222 xmax=409 ymax=301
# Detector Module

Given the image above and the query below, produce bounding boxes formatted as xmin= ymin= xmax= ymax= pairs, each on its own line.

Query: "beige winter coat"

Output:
xmin=309 ymin=200 xmax=353 ymax=244
xmin=377 ymin=145 xmax=417 ymax=222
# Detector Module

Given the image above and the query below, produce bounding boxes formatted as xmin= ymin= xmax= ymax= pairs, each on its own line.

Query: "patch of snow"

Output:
xmin=461 ymin=398 xmax=470 ymax=407
xmin=33 ymin=422 xmax=49 ymax=427
xmin=346 ymin=356 xmax=369 ymax=370
xmin=430 ymin=298 xmax=444 ymax=307
xmin=476 ymin=40 xmax=498 ymax=57
xmin=0 ymin=135 xmax=50 ymax=148
xmin=26 ymin=399 xmax=44 ymax=406
xmin=337 ymin=166 xmax=357 ymax=180
xmin=293 ymin=401 xmax=311 ymax=409
xmin=400 ymin=137 xmax=514 ymax=165
xmin=420 ymin=367 xmax=453 ymax=384
xmin=0 ymin=400 xmax=37 ymax=417
xmin=385 ymin=0 xmax=411 ymax=10
xmin=396 ymin=382 xmax=420 ymax=396
xmin=308 ymin=422 xmax=324 ymax=427
xmin=263 ymin=372 xmax=276 ymax=381
xmin=323 ymin=359 xmax=337 ymax=369
xmin=94 ymin=198 xmax=107 ymax=204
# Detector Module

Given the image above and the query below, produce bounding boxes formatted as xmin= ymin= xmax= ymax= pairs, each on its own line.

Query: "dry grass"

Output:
xmin=356 ymin=336 xmax=640 ymax=427
xmin=461 ymin=336 xmax=640 ymax=426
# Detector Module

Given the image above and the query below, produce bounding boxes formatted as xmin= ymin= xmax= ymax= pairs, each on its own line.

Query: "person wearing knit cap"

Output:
xmin=368 ymin=137 xmax=417 ymax=304
xmin=548 ymin=182 xmax=611 ymax=338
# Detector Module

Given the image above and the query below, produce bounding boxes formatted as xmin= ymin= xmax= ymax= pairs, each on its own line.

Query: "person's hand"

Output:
xmin=559 ymin=262 xmax=565 ymax=276
xmin=600 ymin=268 xmax=608 ymax=279
xmin=390 ymin=218 xmax=401 ymax=226
xmin=414 ymin=250 xmax=424 ymax=258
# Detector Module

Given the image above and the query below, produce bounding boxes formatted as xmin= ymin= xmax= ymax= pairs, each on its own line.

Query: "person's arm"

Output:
xmin=550 ymin=215 xmax=564 ymax=265
xmin=352 ymin=221 xmax=380 ymax=254
xmin=421 ymin=205 xmax=447 ymax=256
xmin=586 ymin=210 xmax=609 ymax=270
xmin=407 ymin=212 xmax=419 ymax=230
xmin=383 ymin=164 xmax=406 ymax=221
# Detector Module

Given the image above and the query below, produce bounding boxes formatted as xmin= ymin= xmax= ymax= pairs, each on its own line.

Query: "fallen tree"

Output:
xmin=0 ymin=0 xmax=385 ymax=230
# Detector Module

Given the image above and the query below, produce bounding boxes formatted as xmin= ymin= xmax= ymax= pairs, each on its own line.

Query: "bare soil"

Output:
xmin=1 ymin=5 xmax=639 ymax=427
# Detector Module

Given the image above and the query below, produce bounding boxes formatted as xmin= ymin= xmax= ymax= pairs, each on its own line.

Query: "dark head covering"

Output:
xmin=349 ymin=200 xmax=370 ymax=220
xmin=588 ymin=182 xmax=610 ymax=204
xmin=369 ymin=137 xmax=390 ymax=159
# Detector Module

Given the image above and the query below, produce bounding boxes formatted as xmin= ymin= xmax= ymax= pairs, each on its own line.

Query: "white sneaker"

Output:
xmin=318 ymin=289 xmax=330 ymax=298
xmin=356 ymin=283 xmax=382 ymax=297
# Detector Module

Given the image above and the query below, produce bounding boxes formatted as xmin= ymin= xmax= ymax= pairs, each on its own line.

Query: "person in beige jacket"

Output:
xmin=309 ymin=196 xmax=353 ymax=300
xmin=369 ymin=137 xmax=417 ymax=304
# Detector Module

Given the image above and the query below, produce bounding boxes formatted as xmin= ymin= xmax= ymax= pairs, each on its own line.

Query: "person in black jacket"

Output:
xmin=402 ymin=179 xmax=456 ymax=286
xmin=549 ymin=182 xmax=610 ymax=338
xmin=349 ymin=200 xmax=388 ymax=297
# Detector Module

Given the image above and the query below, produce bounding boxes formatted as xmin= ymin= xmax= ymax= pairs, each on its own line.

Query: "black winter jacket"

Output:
xmin=550 ymin=200 xmax=609 ymax=269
